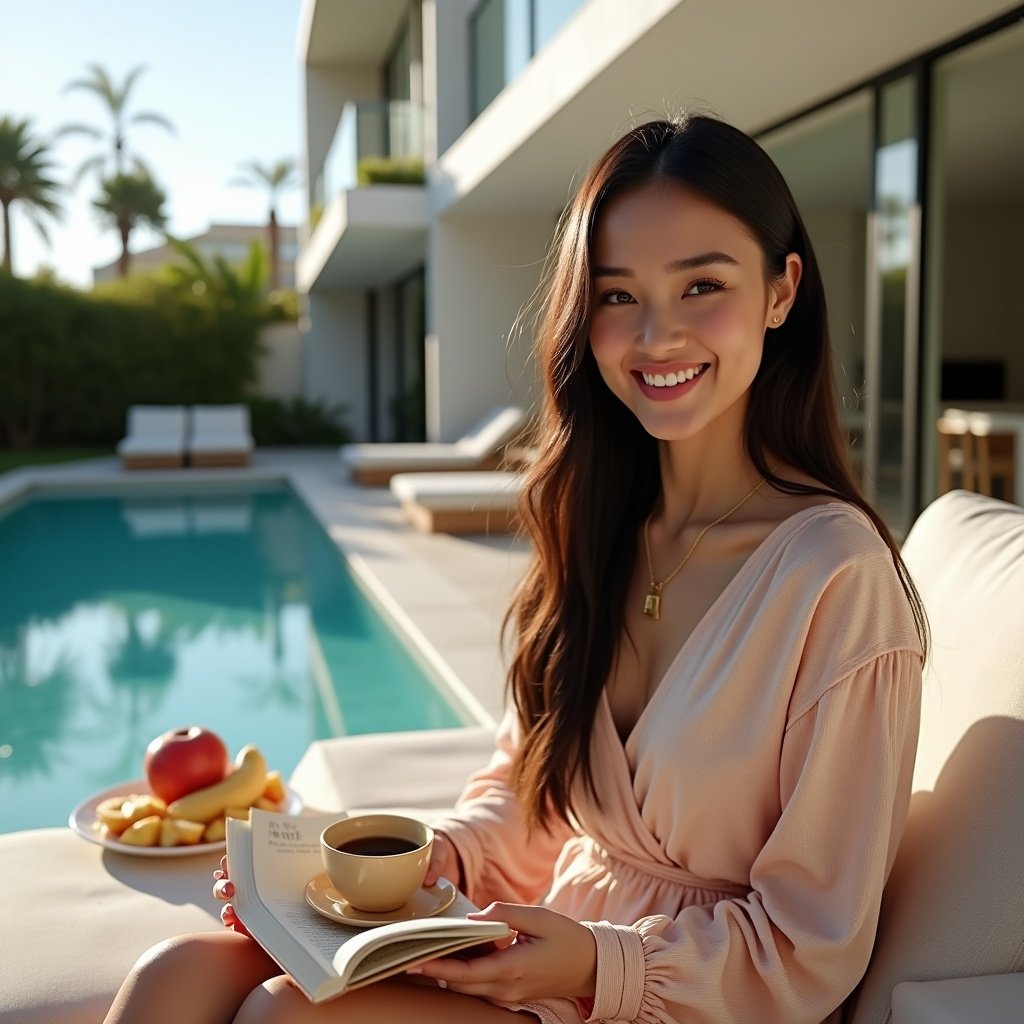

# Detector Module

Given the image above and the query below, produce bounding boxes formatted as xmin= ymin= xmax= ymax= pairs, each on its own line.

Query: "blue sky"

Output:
xmin=1 ymin=0 xmax=305 ymax=286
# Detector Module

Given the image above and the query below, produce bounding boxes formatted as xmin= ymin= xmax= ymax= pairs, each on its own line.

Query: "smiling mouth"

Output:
xmin=637 ymin=364 xmax=709 ymax=388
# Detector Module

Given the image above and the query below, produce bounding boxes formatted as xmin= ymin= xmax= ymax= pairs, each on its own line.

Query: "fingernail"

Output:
xmin=405 ymin=967 xmax=423 ymax=975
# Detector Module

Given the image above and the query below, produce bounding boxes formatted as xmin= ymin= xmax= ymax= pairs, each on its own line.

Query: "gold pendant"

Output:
xmin=642 ymin=592 xmax=661 ymax=620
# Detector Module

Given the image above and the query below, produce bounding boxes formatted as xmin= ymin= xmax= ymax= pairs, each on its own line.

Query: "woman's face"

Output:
xmin=588 ymin=180 xmax=799 ymax=444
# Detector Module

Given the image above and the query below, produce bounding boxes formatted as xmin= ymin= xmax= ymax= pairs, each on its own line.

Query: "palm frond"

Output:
xmin=53 ymin=122 xmax=104 ymax=142
xmin=130 ymin=110 xmax=176 ymax=134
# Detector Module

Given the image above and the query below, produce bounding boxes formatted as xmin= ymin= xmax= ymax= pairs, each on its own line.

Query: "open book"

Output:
xmin=226 ymin=810 xmax=510 ymax=1003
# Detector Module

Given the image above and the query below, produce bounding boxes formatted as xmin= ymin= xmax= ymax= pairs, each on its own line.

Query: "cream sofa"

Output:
xmin=0 ymin=490 xmax=1020 ymax=1023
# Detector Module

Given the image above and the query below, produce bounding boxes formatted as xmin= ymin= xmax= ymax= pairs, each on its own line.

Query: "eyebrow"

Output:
xmin=592 ymin=251 xmax=740 ymax=277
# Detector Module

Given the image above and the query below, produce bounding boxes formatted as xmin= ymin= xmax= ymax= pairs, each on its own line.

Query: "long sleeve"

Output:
xmin=582 ymin=649 xmax=922 ymax=1024
xmin=431 ymin=710 xmax=575 ymax=908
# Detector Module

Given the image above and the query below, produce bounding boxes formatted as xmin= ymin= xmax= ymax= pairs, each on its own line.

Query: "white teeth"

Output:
xmin=642 ymin=365 xmax=705 ymax=387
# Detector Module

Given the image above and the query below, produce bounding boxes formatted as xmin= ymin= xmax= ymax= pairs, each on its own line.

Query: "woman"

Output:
xmin=103 ymin=114 xmax=926 ymax=1024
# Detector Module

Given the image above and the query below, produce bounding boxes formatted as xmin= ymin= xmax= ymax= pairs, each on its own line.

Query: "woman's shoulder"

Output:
xmin=762 ymin=482 xmax=889 ymax=570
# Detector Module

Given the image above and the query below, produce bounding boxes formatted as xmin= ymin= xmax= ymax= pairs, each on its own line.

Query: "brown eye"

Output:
xmin=684 ymin=278 xmax=726 ymax=297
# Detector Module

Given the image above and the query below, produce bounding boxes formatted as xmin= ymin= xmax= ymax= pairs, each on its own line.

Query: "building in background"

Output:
xmin=296 ymin=0 xmax=1024 ymax=534
xmin=93 ymin=222 xmax=298 ymax=288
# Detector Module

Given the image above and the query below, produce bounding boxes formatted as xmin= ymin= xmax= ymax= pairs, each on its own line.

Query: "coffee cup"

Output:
xmin=320 ymin=813 xmax=434 ymax=913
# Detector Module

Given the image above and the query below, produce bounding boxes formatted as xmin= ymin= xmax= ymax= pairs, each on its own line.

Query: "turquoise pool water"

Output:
xmin=0 ymin=484 xmax=464 ymax=833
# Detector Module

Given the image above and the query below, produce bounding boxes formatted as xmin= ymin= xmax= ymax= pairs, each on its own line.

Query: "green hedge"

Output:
xmin=0 ymin=272 xmax=347 ymax=449
xmin=356 ymin=156 xmax=426 ymax=186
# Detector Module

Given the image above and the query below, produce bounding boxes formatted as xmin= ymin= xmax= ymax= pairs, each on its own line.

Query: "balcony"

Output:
xmin=312 ymin=100 xmax=425 ymax=216
xmin=301 ymin=101 xmax=428 ymax=292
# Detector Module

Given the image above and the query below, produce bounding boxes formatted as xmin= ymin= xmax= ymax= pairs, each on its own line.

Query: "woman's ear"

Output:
xmin=766 ymin=253 xmax=802 ymax=329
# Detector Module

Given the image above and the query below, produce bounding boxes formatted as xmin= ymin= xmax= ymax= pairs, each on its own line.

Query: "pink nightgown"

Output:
xmin=433 ymin=502 xmax=923 ymax=1024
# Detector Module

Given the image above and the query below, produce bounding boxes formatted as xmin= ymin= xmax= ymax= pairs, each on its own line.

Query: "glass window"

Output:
xmin=471 ymin=0 xmax=507 ymax=117
xmin=534 ymin=0 xmax=582 ymax=51
xmin=760 ymin=92 xmax=874 ymax=470
xmin=924 ymin=21 xmax=1024 ymax=503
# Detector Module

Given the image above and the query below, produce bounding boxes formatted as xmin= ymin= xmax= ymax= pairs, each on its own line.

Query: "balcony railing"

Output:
xmin=311 ymin=100 xmax=425 ymax=222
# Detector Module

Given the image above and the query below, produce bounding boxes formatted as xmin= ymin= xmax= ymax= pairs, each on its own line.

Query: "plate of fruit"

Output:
xmin=69 ymin=726 xmax=303 ymax=857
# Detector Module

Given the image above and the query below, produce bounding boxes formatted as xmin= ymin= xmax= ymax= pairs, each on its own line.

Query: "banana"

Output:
xmin=167 ymin=745 xmax=268 ymax=823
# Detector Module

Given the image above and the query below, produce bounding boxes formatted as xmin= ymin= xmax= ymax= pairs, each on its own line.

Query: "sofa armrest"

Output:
xmin=892 ymin=974 xmax=1024 ymax=1024
xmin=287 ymin=726 xmax=496 ymax=819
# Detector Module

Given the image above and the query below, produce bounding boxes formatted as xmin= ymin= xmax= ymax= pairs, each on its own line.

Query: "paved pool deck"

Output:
xmin=0 ymin=448 xmax=531 ymax=728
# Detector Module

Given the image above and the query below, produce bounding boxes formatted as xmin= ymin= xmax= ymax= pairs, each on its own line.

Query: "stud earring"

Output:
xmin=772 ymin=316 xmax=781 ymax=324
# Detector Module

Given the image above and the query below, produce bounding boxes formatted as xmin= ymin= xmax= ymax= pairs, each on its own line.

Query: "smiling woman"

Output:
xmin=102 ymin=115 xmax=928 ymax=1024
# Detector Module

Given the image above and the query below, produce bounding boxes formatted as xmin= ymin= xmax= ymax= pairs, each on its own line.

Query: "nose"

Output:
xmin=638 ymin=302 xmax=687 ymax=353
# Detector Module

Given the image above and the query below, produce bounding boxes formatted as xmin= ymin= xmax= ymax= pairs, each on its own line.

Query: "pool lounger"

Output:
xmin=340 ymin=405 xmax=528 ymax=486
xmin=389 ymin=470 xmax=523 ymax=534
xmin=187 ymin=404 xmax=255 ymax=467
xmin=117 ymin=405 xmax=188 ymax=470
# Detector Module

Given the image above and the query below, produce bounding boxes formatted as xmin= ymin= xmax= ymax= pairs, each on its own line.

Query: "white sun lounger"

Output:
xmin=389 ymin=470 xmax=523 ymax=534
xmin=187 ymin=404 xmax=254 ymax=467
xmin=116 ymin=405 xmax=188 ymax=470
xmin=340 ymin=405 xmax=528 ymax=486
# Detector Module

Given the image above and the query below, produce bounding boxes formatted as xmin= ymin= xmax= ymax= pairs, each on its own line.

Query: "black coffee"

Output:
xmin=335 ymin=836 xmax=420 ymax=857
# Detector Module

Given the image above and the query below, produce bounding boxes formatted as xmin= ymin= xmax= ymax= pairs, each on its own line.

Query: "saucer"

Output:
xmin=304 ymin=873 xmax=457 ymax=927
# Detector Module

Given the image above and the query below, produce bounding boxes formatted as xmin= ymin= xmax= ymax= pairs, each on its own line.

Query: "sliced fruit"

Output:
xmin=203 ymin=817 xmax=227 ymax=843
xmin=95 ymin=796 xmax=135 ymax=836
xmin=120 ymin=815 xmax=163 ymax=847
xmin=261 ymin=770 xmax=286 ymax=803
xmin=122 ymin=795 xmax=168 ymax=824
xmin=159 ymin=817 xmax=206 ymax=847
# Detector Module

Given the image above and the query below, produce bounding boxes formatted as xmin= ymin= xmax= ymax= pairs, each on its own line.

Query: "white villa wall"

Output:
xmin=422 ymin=0 xmax=476 ymax=158
xmin=427 ymin=212 xmax=555 ymax=441
xmin=303 ymin=291 xmax=369 ymax=439
xmin=255 ymin=322 xmax=303 ymax=400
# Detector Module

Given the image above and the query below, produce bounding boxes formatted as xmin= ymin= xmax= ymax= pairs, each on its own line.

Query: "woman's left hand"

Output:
xmin=407 ymin=903 xmax=597 ymax=1003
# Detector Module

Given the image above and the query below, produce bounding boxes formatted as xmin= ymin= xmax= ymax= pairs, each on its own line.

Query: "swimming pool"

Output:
xmin=0 ymin=483 xmax=466 ymax=833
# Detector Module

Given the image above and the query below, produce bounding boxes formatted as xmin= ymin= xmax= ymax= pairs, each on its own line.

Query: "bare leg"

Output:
xmin=103 ymin=931 xmax=280 ymax=1024
xmin=234 ymin=973 xmax=538 ymax=1023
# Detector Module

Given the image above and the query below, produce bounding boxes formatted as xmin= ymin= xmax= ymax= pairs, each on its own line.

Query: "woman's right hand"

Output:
xmin=424 ymin=831 xmax=462 ymax=889
xmin=213 ymin=855 xmax=250 ymax=936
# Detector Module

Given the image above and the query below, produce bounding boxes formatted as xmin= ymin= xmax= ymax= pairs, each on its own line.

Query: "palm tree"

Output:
xmin=165 ymin=235 xmax=268 ymax=313
xmin=93 ymin=169 xmax=167 ymax=277
xmin=230 ymin=158 xmax=297 ymax=291
xmin=59 ymin=64 xmax=175 ymax=184
xmin=0 ymin=117 xmax=63 ymax=273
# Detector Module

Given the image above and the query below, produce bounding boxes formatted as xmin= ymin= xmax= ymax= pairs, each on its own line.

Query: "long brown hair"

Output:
xmin=506 ymin=114 xmax=928 ymax=830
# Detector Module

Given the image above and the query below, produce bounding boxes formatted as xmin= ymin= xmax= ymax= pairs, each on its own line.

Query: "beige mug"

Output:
xmin=320 ymin=813 xmax=434 ymax=913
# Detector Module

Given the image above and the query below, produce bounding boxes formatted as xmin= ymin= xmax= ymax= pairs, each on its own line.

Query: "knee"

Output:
xmin=130 ymin=934 xmax=202 ymax=979
xmin=233 ymin=974 xmax=306 ymax=1024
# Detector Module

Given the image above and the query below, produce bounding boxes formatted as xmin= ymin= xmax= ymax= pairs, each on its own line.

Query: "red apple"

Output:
xmin=144 ymin=726 xmax=229 ymax=804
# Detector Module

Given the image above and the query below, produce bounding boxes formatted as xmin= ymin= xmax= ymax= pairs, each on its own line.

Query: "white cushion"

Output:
xmin=339 ymin=441 xmax=471 ymax=470
xmin=453 ymin=406 xmax=528 ymax=459
xmin=340 ymin=406 xmax=527 ymax=471
xmin=892 ymin=974 xmax=1024 ymax=1024
xmin=389 ymin=471 xmax=523 ymax=512
xmin=188 ymin=405 xmax=254 ymax=453
xmin=117 ymin=405 xmax=187 ymax=455
xmin=846 ymin=491 xmax=1024 ymax=1022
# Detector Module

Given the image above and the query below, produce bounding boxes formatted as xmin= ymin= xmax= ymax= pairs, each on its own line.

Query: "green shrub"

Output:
xmin=0 ymin=271 xmax=265 ymax=448
xmin=356 ymin=156 xmax=426 ymax=186
xmin=247 ymin=396 xmax=351 ymax=446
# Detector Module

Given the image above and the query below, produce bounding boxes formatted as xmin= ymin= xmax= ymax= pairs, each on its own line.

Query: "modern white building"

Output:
xmin=296 ymin=0 xmax=1024 ymax=534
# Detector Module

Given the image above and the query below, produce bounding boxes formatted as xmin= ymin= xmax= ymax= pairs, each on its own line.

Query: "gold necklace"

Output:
xmin=641 ymin=478 xmax=766 ymax=621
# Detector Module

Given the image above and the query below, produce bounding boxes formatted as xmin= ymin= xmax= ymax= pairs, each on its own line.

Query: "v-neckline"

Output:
xmin=604 ymin=501 xmax=856 ymax=751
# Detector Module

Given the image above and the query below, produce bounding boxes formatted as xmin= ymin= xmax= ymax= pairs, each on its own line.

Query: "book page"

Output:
xmin=248 ymin=811 xmax=363 ymax=968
